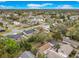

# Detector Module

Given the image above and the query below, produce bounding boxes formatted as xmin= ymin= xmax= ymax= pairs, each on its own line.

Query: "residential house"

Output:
xmin=38 ymin=42 xmax=63 ymax=58
xmin=38 ymin=42 xmax=53 ymax=54
xmin=50 ymin=40 xmax=58 ymax=46
xmin=46 ymin=48 xmax=64 ymax=58
xmin=29 ymin=15 xmax=45 ymax=24
xmin=46 ymin=43 xmax=73 ymax=58
xmin=19 ymin=51 xmax=35 ymax=58
xmin=13 ymin=21 xmax=21 ymax=26
xmin=7 ymin=33 xmax=23 ymax=40
xmin=41 ymin=23 xmax=50 ymax=32
xmin=38 ymin=42 xmax=73 ymax=58
xmin=35 ymin=15 xmax=45 ymax=22
xmin=58 ymin=43 xmax=74 ymax=57
xmin=63 ymin=37 xmax=79 ymax=48
xmin=23 ymin=29 xmax=36 ymax=36
xmin=70 ymin=15 xmax=79 ymax=20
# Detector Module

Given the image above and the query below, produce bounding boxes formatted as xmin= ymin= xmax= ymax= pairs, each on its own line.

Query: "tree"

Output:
xmin=0 ymin=22 xmax=3 ymax=27
xmin=69 ymin=50 xmax=76 ymax=57
xmin=66 ymin=21 xmax=79 ymax=41
xmin=52 ymin=30 xmax=62 ymax=41
xmin=28 ymin=32 xmax=52 ymax=43
xmin=19 ymin=39 xmax=32 ymax=51
xmin=4 ymin=38 xmax=20 ymax=54
xmin=0 ymin=37 xmax=5 ymax=57
xmin=54 ymin=44 xmax=60 ymax=52
xmin=0 ymin=37 xmax=20 ymax=57
xmin=31 ymin=47 xmax=37 ymax=55
xmin=37 ymin=53 xmax=46 ymax=58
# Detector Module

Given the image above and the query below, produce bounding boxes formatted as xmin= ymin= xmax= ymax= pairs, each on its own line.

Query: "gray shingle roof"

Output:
xmin=7 ymin=33 xmax=23 ymax=40
xmin=19 ymin=51 xmax=35 ymax=58
xmin=23 ymin=29 xmax=35 ymax=34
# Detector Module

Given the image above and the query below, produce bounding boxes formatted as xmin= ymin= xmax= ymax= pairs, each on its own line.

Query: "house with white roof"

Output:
xmin=41 ymin=23 xmax=50 ymax=32
xmin=63 ymin=37 xmax=79 ymax=48
xmin=58 ymin=43 xmax=74 ymax=57
xmin=46 ymin=43 xmax=73 ymax=58
xmin=70 ymin=15 xmax=79 ymax=20
xmin=13 ymin=21 xmax=21 ymax=26
xmin=38 ymin=42 xmax=73 ymax=58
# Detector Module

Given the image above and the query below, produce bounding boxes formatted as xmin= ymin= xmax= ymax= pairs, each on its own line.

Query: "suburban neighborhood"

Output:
xmin=0 ymin=9 xmax=79 ymax=58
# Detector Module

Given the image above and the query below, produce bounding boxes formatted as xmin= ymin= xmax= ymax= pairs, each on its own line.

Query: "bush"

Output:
xmin=69 ymin=50 xmax=76 ymax=57
xmin=19 ymin=40 xmax=32 ymax=51
xmin=31 ymin=47 xmax=37 ymax=55
xmin=37 ymin=53 xmax=46 ymax=58
xmin=0 ymin=37 xmax=20 ymax=57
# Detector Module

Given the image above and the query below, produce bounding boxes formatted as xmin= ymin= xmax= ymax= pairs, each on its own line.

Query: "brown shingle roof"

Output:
xmin=38 ymin=42 xmax=53 ymax=53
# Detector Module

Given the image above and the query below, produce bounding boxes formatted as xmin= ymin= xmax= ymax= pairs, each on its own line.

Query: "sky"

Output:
xmin=0 ymin=1 xmax=79 ymax=9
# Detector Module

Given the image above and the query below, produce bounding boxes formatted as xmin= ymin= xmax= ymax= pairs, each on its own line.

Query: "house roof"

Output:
xmin=19 ymin=51 xmax=35 ymax=58
xmin=58 ymin=43 xmax=73 ymax=57
xmin=46 ymin=43 xmax=73 ymax=58
xmin=63 ymin=37 xmax=79 ymax=48
xmin=50 ymin=40 xmax=58 ymax=45
xmin=7 ymin=33 xmax=23 ymax=40
xmin=38 ymin=42 xmax=53 ymax=53
xmin=23 ymin=29 xmax=35 ymax=34
xmin=46 ymin=49 xmax=64 ymax=58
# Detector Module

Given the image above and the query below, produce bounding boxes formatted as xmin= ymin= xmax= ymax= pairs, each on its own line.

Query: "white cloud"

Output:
xmin=0 ymin=1 xmax=6 ymax=2
xmin=76 ymin=1 xmax=79 ymax=2
xmin=56 ymin=5 xmax=73 ymax=9
xmin=0 ymin=5 xmax=15 ymax=9
xmin=27 ymin=3 xmax=53 ymax=9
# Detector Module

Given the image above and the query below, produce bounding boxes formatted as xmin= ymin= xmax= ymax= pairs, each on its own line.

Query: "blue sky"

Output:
xmin=0 ymin=1 xmax=79 ymax=9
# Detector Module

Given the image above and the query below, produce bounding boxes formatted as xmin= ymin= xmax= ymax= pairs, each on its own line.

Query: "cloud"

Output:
xmin=76 ymin=1 xmax=79 ymax=2
xmin=0 ymin=1 xmax=6 ymax=2
xmin=56 ymin=5 xmax=73 ymax=9
xmin=0 ymin=5 xmax=15 ymax=9
xmin=27 ymin=3 xmax=53 ymax=9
